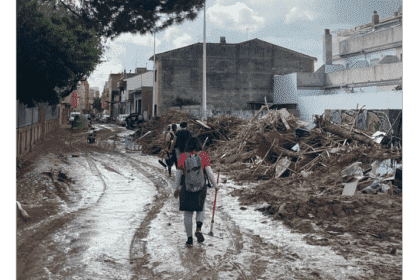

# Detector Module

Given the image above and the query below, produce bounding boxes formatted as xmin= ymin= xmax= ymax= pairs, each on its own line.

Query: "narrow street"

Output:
xmin=16 ymin=124 xmax=385 ymax=279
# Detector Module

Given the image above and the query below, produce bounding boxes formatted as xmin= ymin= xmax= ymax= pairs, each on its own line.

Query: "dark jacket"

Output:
xmin=173 ymin=129 xmax=192 ymax=153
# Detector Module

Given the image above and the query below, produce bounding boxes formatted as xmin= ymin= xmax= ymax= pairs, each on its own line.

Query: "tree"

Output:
xmin=93 ymin=98 xmax=102 ymax=112
xmin=17 ymin=0 xmax=106 ymax=106
xmin=39 ymin=0 xmax=206 ymax=39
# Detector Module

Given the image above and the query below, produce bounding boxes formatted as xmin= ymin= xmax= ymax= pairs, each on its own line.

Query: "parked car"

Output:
xmin=125 ymin=113 xmax=144 ymax=129
xmin=101 ymin=115 xmax=111 ymax=123
xmin=117 ymin=114 xmax=129 ymax=126
xmin=69 ymin=112 xmax=81 ymax=122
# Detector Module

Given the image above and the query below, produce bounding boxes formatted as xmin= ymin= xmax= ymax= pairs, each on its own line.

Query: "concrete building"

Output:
xmin=149 ymin=37 xmax=317 ymax=115
xmin=100 ymin=73 xmax=124 ymax=116
xmin=274 ymin=9 xmax=402 ymax=129
xmin=120 ymin=68 xmax=151 ymax=117
xmin=61 ymin=78 xmax=90 ymax=113
xmin=119 ymin=68 xmax=153 ymax=119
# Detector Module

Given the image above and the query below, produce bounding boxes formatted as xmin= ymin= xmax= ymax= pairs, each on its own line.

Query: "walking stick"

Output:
xmin=209 ymin=173 xmax=219 ymax=236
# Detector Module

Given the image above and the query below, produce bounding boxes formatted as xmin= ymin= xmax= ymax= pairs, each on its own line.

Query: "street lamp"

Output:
xmin=202 ymin=0 xmax=207 ymax=120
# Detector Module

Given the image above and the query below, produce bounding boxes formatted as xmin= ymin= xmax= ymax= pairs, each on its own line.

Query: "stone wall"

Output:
xmin=156 ymin=40 xmax=315 ymax=115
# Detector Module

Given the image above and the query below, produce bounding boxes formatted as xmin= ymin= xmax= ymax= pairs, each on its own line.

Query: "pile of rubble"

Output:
xmin=137 ymin=106 xmax=402 ymax=197
xmin=134 ymin=109 xmax=246 ymax=155
xmin=136 ymin=106 xmax=402 ymax=257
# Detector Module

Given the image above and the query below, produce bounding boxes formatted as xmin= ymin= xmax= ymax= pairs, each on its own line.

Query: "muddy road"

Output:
xmin=16 ymin=124 xmax=384 ymax=279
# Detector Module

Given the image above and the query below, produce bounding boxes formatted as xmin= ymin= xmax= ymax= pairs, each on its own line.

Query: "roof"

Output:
xmin=336 ymin=13 xmax=402 ymax=38
xmin=148 ymin=38 xmax=317 ymax=61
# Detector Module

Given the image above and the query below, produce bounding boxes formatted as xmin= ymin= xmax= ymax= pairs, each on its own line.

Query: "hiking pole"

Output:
xmin=202 ymin=137 xmax=209 ymax=150
xmin=209 ymin=173 xmax=219 ymax=236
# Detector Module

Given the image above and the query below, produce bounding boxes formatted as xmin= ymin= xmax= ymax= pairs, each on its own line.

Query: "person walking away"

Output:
xmin=173 ymin=137 xmax=219 ymax=247
xmin=172 ymin=122 xmax=192 ymax=167
xmin=159 ymin=125 xmax=172 ymax=167
xmin=164 ymin=124 xmax=177 ymax=176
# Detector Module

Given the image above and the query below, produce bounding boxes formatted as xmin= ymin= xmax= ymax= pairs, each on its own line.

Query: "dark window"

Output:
xmin=154 ymin=104 xmax=157 ymax=116
xmin=137 ymin=100 xmax=142 ymax=114
xmin=155 ymin=70 xmax=157 ymax=82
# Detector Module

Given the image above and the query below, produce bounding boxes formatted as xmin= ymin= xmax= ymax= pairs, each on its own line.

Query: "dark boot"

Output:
xmin=186 ymin=236 xmax=193 ymax=247
xmin=195 ymin=222 xmax=205 ymax=243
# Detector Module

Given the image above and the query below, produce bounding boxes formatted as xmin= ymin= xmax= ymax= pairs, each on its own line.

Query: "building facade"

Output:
xmin=149 ymin=37 xmax=317 ymax=115
xmin=274 ymin=9 xmax=402 ymax=127
xmin=120 ymin=68 xmax=152 ymax=119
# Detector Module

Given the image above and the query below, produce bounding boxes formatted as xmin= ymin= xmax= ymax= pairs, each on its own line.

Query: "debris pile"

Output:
xmin=135 ymin=109 xmax=247 ymax=155
xmin=138 ymin=106 xmax=402 ymax=197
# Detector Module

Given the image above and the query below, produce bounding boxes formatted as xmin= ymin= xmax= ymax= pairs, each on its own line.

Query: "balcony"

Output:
xmin=339 ymin=25 xmax=402 ymax=56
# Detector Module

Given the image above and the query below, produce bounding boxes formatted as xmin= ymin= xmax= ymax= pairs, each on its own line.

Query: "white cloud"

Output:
xmin=112 ymin=33 xmax=162 ymax=48
xmin=284 ymin=6 xmax=318 ymax=24
xmin=207 ymin=1 xmax=265 ymax=31
xmin=161 ymin=26 xmax=194 ymax=49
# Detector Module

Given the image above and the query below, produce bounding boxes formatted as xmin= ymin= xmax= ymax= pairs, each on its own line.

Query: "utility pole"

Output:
xmin=202 ymin=0 xmax=207 ymax=120
xmin=153 ymin=32 xmax=156 ymax=116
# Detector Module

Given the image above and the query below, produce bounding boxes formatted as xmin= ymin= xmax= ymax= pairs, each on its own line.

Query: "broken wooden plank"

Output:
xmin=281 ymin=116 xmax=291 ymax=130
xmin=17 ymin=201 xmax=30 ymax=221
xmin=253 ymin=139 xmax=277 ymax=175
xmin=315 ymin=116 xmax=379 ymax=147
xmin=342 ymin=179 xmax=360 ymax=196
xmin=275 ymin=157 xmax=292 ymax=178
xmin=194 ymin=119 xmax=212 ymax=129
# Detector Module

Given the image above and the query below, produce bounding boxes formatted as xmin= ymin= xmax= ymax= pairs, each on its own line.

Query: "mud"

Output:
xmin=17 ymin=123 xmax=401 ymax=279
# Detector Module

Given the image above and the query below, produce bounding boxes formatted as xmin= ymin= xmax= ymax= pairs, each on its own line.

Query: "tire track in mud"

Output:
xmin=17 ymin=148 xmax=108 ymax=280
xmin=119 ymin=153 xmax=258 ymax=280
xmin=72 ymin=126 xmax=271 ymax=279
xmin=91 ymin=151 xmax=171 ymax=279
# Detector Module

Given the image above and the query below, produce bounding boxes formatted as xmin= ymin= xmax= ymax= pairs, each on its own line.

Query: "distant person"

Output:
xmin=174 ymin=137 xmax=219 ymax=247
xmin=173 ymin=122 xmax=192 ymax=166
xmin=162 ymin=124 xmax=177 ymax=177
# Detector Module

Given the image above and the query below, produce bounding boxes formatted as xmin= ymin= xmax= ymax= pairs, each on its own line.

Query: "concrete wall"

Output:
xmin=326 ymin=62 xmax=402 ymax=86
xmin=274 ymin=73 xmax=298 ymax=104
xmin=333 ymin=48 xmax=401 ymax=68
xmin=296 ymin=73 xmax=325 ymax=87
xmin=155 ymin=40 xmax=315 ymax=115
xmin=339 ymin=25 xmax=402 ymax=55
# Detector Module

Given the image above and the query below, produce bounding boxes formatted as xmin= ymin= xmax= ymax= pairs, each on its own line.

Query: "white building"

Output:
xmin=274 ymin=9 xmax=402 ymax=129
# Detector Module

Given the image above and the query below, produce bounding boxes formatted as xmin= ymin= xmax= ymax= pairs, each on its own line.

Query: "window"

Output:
xmin=154 ymin=104 xmax=157 ymax=116
xmin=400 ymin=54 xmax=402 ymax=62
xmin=155 ymin=70 xmax=157 ymax=82
xmin=137 ymin=100 xmax=142 ymax=114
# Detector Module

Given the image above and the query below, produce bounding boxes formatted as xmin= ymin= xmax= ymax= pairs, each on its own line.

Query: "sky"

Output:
xmin=88 ymin=0 xmax=402 ymax=93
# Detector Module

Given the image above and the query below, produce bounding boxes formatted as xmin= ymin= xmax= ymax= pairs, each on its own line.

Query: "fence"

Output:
xmin=17 ymin=101 xmax=39 ymax=128
xmin=17 ymin=100 xmax=58 ymax=128
xmin=45 ymin=105 xmax=59 ymax=121
xmin=17 ymin=100 xmax=60 ymax=159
